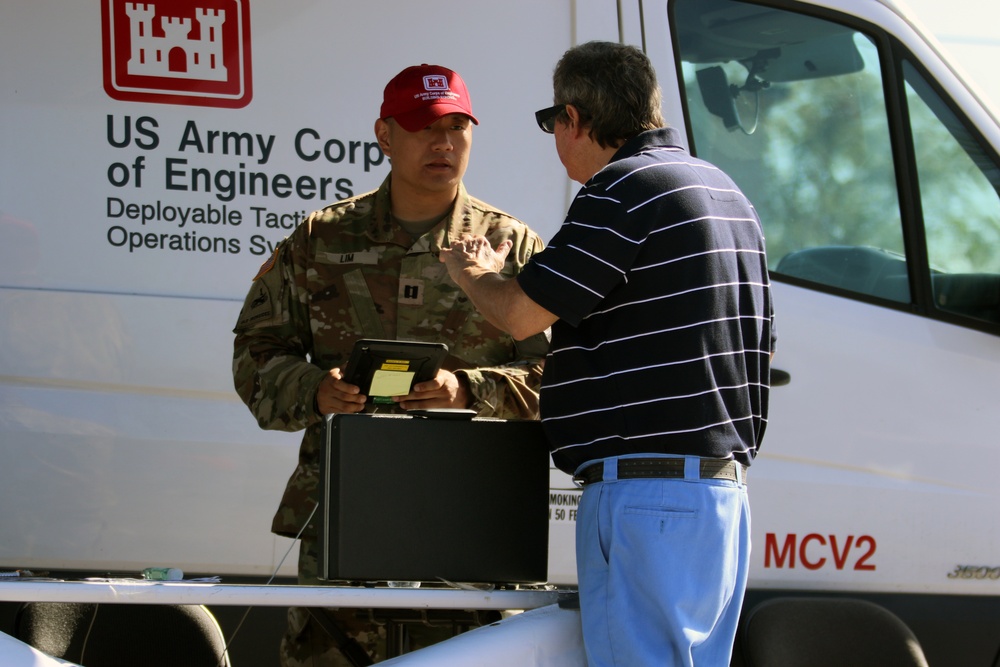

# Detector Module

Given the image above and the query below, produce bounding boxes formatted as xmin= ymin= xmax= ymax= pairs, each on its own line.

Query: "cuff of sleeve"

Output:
xmin=303 ymin=368 xmax=328 ymax=424
xmin=453 ymin=369 xmax=494 ymax=416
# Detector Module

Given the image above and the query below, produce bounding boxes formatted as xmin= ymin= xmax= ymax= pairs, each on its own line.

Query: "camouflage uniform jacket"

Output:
xmin=233 ymin=176 xmax=549 ymax=539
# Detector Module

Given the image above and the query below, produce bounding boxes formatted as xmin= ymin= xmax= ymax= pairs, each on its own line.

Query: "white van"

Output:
xmin=2 ymin=0 xmax=998 ymax=664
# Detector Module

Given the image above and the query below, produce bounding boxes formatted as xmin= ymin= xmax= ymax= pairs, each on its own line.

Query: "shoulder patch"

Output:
xmin=253 ymin=245 xmax=281 ymax=281
xmin=235 ymin=281 xmax=275 ymax=330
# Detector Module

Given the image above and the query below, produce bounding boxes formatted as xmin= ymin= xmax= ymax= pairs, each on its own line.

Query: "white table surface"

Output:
xmin=0 ymin=579 xmax=562 ymax=610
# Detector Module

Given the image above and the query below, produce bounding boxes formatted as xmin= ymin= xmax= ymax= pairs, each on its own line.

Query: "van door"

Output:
xmin=665 ymin=0 xmax=1000 ymax=662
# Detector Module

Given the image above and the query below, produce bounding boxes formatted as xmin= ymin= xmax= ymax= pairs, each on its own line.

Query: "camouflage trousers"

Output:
xmin=279 ymin=537 xmax=453 ymax=667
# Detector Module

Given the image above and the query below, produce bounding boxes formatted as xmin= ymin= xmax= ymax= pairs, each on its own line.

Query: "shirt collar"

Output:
xmin=368 ymin=174 xmax=478 ymax=253
xmin=609 ymin=127 xmax=685 ymax=164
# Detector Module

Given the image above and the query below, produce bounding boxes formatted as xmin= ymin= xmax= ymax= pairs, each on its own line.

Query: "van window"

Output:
xmin=904 ymin=62 xmax=1000 ymax=324
xmin=675 ymin=0 xmax=908 ymax=302
xmin=673 ymin=0 xmax=1000 ymax=327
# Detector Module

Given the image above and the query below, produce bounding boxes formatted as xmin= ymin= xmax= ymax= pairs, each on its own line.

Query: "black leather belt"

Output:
xmin=573 ymin=458 xmax=748 ymax=486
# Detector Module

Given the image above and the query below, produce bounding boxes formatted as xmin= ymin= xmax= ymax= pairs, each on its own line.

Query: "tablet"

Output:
xmin=342 ymin=339 xmax=449 ymax=404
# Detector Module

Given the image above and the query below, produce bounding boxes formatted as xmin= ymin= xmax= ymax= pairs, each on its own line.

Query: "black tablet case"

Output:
xmin=318 ymin=413 xmax=550 ymax=584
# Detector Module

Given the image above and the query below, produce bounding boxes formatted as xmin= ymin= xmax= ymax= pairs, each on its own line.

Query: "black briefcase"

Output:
xmin=317 ymin=413 xmax=550 ymax=584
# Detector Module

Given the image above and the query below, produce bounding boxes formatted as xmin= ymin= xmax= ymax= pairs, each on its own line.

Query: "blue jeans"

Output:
xmin=575 ymin=456 xmax=750 ymax=666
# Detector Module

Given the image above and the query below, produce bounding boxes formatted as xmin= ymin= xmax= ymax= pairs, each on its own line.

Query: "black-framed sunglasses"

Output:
xmin=534 ymin=104 xmax=567 ymax=134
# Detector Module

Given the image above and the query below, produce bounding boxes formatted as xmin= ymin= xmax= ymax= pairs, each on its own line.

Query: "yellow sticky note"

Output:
xmin=369 ymin=369 xmax=415 ymax=397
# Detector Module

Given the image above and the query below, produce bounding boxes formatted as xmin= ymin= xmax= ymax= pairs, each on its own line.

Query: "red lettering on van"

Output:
xmin=764 ymin=532 xmax=797 ymax=568
xmin=764 ymin=533 xmax=877 ymax=571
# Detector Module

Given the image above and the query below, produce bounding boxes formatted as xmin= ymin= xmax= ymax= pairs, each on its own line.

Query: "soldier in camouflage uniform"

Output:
xmin=232 ymin=64 xmax=548 ymax=667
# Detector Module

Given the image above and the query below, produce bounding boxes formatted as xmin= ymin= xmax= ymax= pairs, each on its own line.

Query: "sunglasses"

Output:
xmin=534 ymin=104 xmax=567 ymax=134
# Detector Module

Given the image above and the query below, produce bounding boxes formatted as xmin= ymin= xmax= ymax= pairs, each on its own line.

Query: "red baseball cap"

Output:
xmin=380 ymin=64 xmax=479 ymax=132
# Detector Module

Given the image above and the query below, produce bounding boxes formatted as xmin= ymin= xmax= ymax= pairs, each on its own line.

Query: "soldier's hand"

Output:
xmin=315 ymin=368 xmax=367 ymax=415
xmin=394 ymin=369 xmax=471 ymax=411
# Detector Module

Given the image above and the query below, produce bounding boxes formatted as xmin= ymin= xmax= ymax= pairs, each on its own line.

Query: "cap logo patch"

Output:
xmin=423 ymin=75 xmax=449 ymax=92
xmin=416 ymin=75 xmax=459 ymax=103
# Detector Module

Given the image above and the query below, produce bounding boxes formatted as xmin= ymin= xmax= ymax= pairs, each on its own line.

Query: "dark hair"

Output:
xmin=553 ymin=41 xmax=665 ymax=148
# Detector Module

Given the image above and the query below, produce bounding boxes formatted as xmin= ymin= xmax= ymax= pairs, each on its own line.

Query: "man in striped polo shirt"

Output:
xmin=440 ymin=41 xmax=775 ymax=666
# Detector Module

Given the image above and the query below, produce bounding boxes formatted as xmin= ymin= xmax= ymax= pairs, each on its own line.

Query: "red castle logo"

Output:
xmin=101 ymin=0 xmax=252 ymax=108
xmin=423 ymin=75 xmax=448 ymax=92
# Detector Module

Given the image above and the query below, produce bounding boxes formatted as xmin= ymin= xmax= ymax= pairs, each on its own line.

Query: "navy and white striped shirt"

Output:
xmin=517 ymin=128 xmax=774 ymax=474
